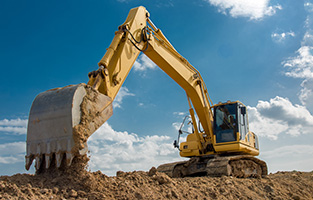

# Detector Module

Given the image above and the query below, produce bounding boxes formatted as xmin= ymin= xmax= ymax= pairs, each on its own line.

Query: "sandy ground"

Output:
xmin=1 ymin=156 xmax=313 ymax=200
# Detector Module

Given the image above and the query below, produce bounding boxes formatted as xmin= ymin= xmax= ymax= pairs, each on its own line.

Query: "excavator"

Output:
xmin=25 ymin=6 xmax=267 ymax=178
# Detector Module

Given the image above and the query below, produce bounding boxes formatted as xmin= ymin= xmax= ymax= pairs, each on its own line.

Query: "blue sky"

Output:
xmin=1 ymin=0 xmax=313 ymax=175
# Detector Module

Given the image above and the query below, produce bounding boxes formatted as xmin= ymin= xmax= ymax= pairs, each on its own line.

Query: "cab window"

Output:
xmin=214 ymin=104 xmax=238 ymax=143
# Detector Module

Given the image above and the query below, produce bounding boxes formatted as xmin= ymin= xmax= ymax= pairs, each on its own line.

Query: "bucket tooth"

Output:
xmin=65 ymin=139 xmax=74 ymax=167
xmin=35 ymin=155 xmax=43 ymax=171
xmin=66 ymin=152 xmax=74 ymax=167
xmin=34 ymin=143 xmax=43 ymax=170
xmin=45 ymin=154 xmax=51 ymax=169
xmin=45 ymin=142 xmax=51 ymax=169
xmin=55 ymin=140 xmax=64 ymax=168
xmin=25 ymin=155 xmax=34 ymax=171
xmin=55 ymin=153 xmax=64 ymax=168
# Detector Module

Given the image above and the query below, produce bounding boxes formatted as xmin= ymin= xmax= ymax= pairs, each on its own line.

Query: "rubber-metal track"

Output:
xmin=157 ymin=155 xmax=267 ymax=178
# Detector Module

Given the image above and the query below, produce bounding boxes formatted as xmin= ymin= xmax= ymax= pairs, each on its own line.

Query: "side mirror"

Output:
xmin=173 ymin=140 xmax=179 ymax=148
xmin=241 ymin=107 xmax=246 ymax=115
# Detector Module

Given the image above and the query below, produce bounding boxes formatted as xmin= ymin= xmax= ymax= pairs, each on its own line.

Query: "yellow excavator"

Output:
xmin=26 ymin=6 xmax=267 ymax=178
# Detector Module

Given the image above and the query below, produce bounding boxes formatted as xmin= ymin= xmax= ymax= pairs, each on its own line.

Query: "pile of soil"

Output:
xmin=1 ymin=156 xmax=313 ymax=200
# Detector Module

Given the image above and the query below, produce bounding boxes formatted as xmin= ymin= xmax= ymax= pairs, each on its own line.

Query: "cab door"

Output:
xmin=213 ymin=103 xmax=238 ymax=143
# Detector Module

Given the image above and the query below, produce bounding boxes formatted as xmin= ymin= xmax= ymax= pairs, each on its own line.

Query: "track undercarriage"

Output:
xmin=157 ymin=155 xmax=267 ymax=178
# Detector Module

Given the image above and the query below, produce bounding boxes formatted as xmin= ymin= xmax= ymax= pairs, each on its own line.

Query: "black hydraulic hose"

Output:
xmin=124 ymin=26 xmax=149 ymax=52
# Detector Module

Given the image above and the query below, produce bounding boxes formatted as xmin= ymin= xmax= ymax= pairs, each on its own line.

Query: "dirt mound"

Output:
xmin=1 ymin=156 xmax=313 ymax=200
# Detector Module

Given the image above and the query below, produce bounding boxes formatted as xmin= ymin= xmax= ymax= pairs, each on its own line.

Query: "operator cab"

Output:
xmin=176 ymin=100 xmax=259 ymax=157
xmin=213 ymin=101 xmax=249 ymax=144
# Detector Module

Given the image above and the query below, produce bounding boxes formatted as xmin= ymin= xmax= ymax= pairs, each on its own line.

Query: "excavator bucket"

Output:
xmin=25 ymin=83 xmax=113 ymax=171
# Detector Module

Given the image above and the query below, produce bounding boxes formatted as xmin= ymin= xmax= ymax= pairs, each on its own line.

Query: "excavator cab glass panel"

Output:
xmin=254 ymin=134 xmax=259 ymax=150
xmin=238 ymin=104 xmax=248 ymax=140
xmin=213 ymin=103 xmax=238 ymax=143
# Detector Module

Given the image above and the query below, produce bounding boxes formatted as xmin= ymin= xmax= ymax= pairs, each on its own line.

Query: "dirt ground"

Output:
xmin=1 ymin=156 xmax=313 ymax=200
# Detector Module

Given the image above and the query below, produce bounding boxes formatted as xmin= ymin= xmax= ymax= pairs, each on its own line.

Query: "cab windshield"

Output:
xmin=214 ymin=104 xmax=238 ymax=143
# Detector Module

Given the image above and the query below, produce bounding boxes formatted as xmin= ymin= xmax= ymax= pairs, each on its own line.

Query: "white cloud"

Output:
xmin=299 ymin=79 xmax=313 ymax=112
xmin=112 ymin=87 xmax=135 ymax=108
xmin=173 ymin=111 xmax=187 ymax=116
xmin=271 ymin=31 xmax=295 ymax=43
xmin=0 ymin=127 xmax=27 ymax=135
xmin=260 ymin=144 xmax=313 ymax=172
xmin=0 ymin=118 xmax=27 ymax=135
xmin=87 ymin=122 xmax=182 ymax=176
xmin=256 ymin=96 xmax=313 ymax=125
xmin=284 ymin=46 xmax=313 ymax=79
xmin=0 ymin=155 xmax=24 ymax=165
xmin=248 ymin=96 xmax=313 ymax=140
xmin=303 ymin=31 xmax=313 ymax=46
xmin=133 ymin=54 xmax=157 ymax=72
xmin=205 ymin=0 xmax=282 ymax=20
xmin=0 ymin=118 xmax=27 ymax=127
xmin=0 ymin=142 xmax=25 ymax=155
xmin=282 ymin=31 xmax=313 ymax=112
xmin=0 ymin=142 xmax=25 ymax=164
